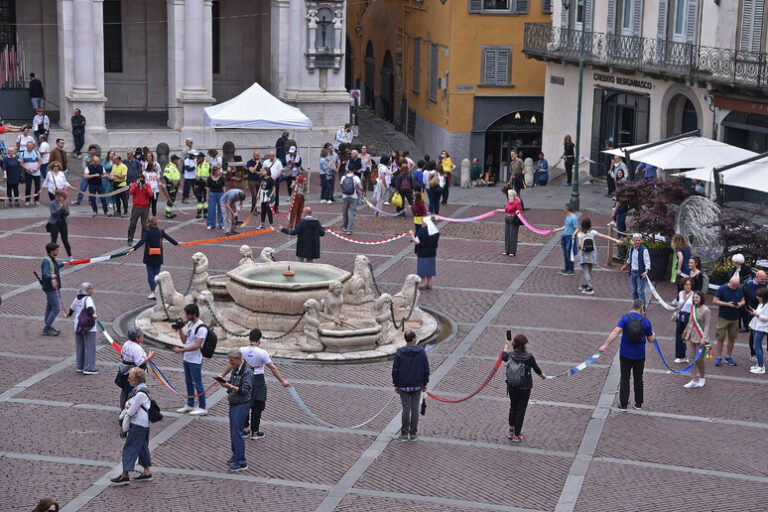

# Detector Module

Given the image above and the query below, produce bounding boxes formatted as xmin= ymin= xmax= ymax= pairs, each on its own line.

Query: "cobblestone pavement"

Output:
xmin=1 ymin=180 xmax=765 ymax=512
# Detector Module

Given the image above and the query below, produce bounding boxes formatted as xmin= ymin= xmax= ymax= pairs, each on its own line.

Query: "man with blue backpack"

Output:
xmin=340 ymin=166 xmax=362 ymax=235
xmin=599 ymin=299 xmax=657 ymax=410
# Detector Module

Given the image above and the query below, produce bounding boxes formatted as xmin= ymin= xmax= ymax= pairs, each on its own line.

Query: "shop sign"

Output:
xmin=593 ymin=73 xmax=653 ymax=90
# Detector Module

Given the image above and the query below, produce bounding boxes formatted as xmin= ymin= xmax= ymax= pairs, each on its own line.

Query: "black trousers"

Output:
xmin=564 ymin=157 xmax=574 ymax=184
xmin=113 ymin=186 xmax=129 ymax=215
xmin=507 ymin=386 xmax=531 ymax=436
xmin=504 ymin=215 xmax=519 ymax=255
xmin=246 ymin=399 xmax=265 ymax=433
xmin=619 ymin=355 xmax=644 ymax=408
xmin=260 ymin=201 xmax=273 ymax=225
xmin=49 ymin=221 xmax=72 ymax=257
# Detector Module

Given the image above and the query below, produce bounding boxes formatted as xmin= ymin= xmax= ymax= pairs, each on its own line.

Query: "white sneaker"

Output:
xmin=189 ymin=407 xmax=208 ymax=416
xmin=176 ymin=405 xmax=194 ymax=413
xmin=750 ymin=356 xmax=758 ymax=363
xmin=750 ymin=366 xmax=765 ymax=374
xmin=147 ymin=293 xmax=156 ymax=300
xmin=750 ymin=365 xmax=759 ymax=370
xmin=673 ymin=358 xmax=689 ymax=363
xmin=697 ymin=378 xmax=706 ymax=387
xmin=683 ymin=380 xmax=699 ymax=389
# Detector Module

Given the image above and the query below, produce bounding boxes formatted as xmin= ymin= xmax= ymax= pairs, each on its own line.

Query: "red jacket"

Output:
xmin=130 ymin=182 xmax=153 ymax=208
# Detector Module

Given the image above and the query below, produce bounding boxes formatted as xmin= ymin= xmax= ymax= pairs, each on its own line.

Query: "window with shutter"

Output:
xmin=430 ymin=43 xmax=439 ymax=101
xmin=631 ymin=0 xmax=643 ymax=37
xmin=656 ymin=0 xmax=668 ymax=38
xmin=469 ymin=0 xmax=483 ymax=13
xmin=584 ymin=0 xmax=594 ymax=31
xmin=739 ymin=0 xmax=765 ymax=52
xmin=684 ymin=0 xmax=698 ymax=44
xmin=514 ymin=0 xmax=529 ymax=13
xmin=542 ymin=0 xmax=552 ymax=14
xmin=483 ymin=49 xmax=497 ymax=85
xmin=482 ymin=48 xmax=511 ymax=86
xmin=560 ymin=0 xmax=569 ymax=29
xmin=413 ymin=39 xmax=421 ymax=93
xmin=607 ymin=0 xmax=617 ymax=34
xmin=497 ymin=49 xmax=510 ymax=84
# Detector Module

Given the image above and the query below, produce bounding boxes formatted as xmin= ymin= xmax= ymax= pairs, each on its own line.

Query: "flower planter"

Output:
xmin=647 ymin=247 xmax=672 ymax=283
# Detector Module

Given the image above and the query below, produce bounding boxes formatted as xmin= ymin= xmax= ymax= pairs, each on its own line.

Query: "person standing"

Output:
xmin=49 ymin=138 xmax=69 ymax=176
xmin=71 ymin=108 xmax=86 ymax=157
xmin=262 ymin=150 xmax=284 ymax=212
xmin=505 ymin=150 xmax=525 ymax=199
xmin=29 ymin=72 xmax=44 ymax=110
xmin=392 ymin=330 xmax=429 ymax=441
xmin=239 ymin=329 xmax=291 ymax=440
xmin=439 ymin=150 xmax=454 ymax=205
xmin=620 ymin=234 xmax=651 ymax=307
xmin=599 ymin=300 xmax=656 ymax=410
xmin=275 ymin=131 xmax=289 ymax=165
xmin=333 ymin=123 xmax=353 ymax=151
xmin=318 ymin=148 xmax=332 ymax=203
xmin=42 ymin=153 xmax=71 ymax=198
xmin=162 ymin=155 xmax=181 ymax=218
xmin=503 ymin=334 xmax=546 ymax=442
xmin=41 ymin=242 xmax=65 ymax=336
xmin=110 ymin=367 xmax=154 ymax=485
xmin=288 ymin=172 xmax=307 ymax=230
xmin=143 ymin=152 xmax=162 ymax=217
xmin=245 ymin=151 xmax=262 ymax=214
xmin=744 ymin=270 xmax=767 ymax=362
xmin=2 ymin=147 xmax=22 ymax=206
xmin=411 ymin=188 xmax=427 ymax=234
xmin=174 ymin=304 xmax=208 ymax=416
xmin=373 ymin=155 xmax=391 ymax=212
xmin=748 ymin=288 xmax=768 ymax=374
xmin=408 ymin=216 xmax=440 ymax=290
xmin=346 ymin=149 xmax=363 ymax=178
xmin=181 ymin=144 xmax=197 ymax=204
xmin=688 ymin=256 xmax=706 ymax=292
xmin=15 ymin=126 xmax=35 ymax=151
xmin=731 ymin=253 xmax=753 ymax=333
xmin=535 ymin=152 xmax=549 ymax=186
xmin=671 ymin=233 xmax=691 ymax=290
xmin=682 ymin=291 xmax=710 ymax=388
xmin=497 ymin=189 xmax=522 ymax=257
xmin=711 ymin=276 xmax=744 ymax=367
xmin=424 ymin=161 xmax=442 ymax=215
xmin=37 ymin=134 xmax=50 ymax=180
xmin=552 ymin=203 xmax=579 ymax=276
xmin=109 ymin=155 xmax=128 ymax=217
xmin=575 ymin=217 xmax=622 ymax=295
xmin=47 ymin=189 xmax=72 ymax=261
xmin=284 ymin=146 xmax=302 ymax=198
xmin=74 ymin=146 xmax=98 ymax=205
xmin=219 ymin=349 xmax=253 ymax=471
xmin=129 ymin=217 xmax=179 ymax=300
xmin=279 ymin=207 xmax=325 ymax=263
xmin=360 ymin=145 xmax=373 ymax=193
xmin=257 ymin=170 xmax=276 ymax=229
xmin=33 ymin=108 xmax=50 ymax=143
xmin=127 ymin=175 xmax=153 ymax=245
xmin=560 ymin=135 xmax=575 ymax=186
xmin=193 ymin=153 xmax=210 ymax=219
xmin=221 ymin=188 xmax=245 ymax=235
xmin=84 ymin=155 xmax=110 ymax=216
xmin=206 ymin=165 xmax=226 ymax=230
xmin=20 ymin=140 xmax=42 ymax=206
xmin=68 ymin=282 xmax=99 ymax=374
xmin=672 ymin=278 xmax=695 ymax=363
xmin=340 ymin=166 xmax=363 ymax=235
xmin=115 ymin=327 xmax=155 ymax=409
xmin=393 ymin=165 xmax=415 ymax=213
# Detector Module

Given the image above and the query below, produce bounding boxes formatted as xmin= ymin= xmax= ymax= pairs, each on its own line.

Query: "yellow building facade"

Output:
xmin=346 ymin=0 xmax=551 ymax=179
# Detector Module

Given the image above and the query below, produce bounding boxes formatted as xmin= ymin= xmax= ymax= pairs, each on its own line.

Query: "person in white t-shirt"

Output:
xmin=37 ymin=134 xmax=50 ymax=180
xmin=575 ymin=217 xmax=621 ymax=295
xmin=117 ymin=327 xmax=156 ymax=409
xmin=230 ymin=329 xmax=291 ymax=440
xmin=32 ymin=108 xmax=50 ymax=142
xmin=68 ymin=282 xmax=98 ymax=374
xmin=181 ymin=139 xmax=197 ymax=203
xmin=16 ymin=127 xmax=35 ymax=151
xmin=174 ymin=304 xmax=208 ymax=415
xmin=262 ymin=150 xmax=284 ymax=212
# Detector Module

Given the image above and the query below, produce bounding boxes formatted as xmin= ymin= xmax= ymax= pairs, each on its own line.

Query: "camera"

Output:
xmin=171 ymin=320 xmax=186 ymax=330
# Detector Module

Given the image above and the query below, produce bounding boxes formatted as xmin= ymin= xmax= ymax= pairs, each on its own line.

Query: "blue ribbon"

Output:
xmin=653 ymin=340 xmax=704 ymax=374
xmin=288 ymin=386 xmax=397 ymax=429
xmin=545 ymin=351 xmax=602 ymax=379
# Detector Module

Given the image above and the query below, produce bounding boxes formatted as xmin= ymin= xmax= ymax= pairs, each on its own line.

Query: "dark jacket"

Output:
xmin=29 ymin=79 xmax=43 ymax=98
xmin=133 ymin=227 xmax=178 ymax=266
xmin=71 ymin=115 xmax=86 ymax=136
xmin=41 ymin=254 xmax=63 ymax=292
xmin=228 ymin=362 xmax=254 ymax=405
xmin=275 ymin=136 xmax=288 ymax=164
xmin=414 ymin=226 xmax=439 ymax=259
xmin=501 ymin=351 xmax=543 ymax=390
xmin=48 ymin=201 xmax=69 ymax=225
xmin=394 ymin=173 xmax=415 ymax=193
xmin=2 ymin=156 xmax=22 ymax=184
xmin=282 ymin=217 xmax=325 ymax=260
xmin=392 ymin=344 xmax=430 ymax=388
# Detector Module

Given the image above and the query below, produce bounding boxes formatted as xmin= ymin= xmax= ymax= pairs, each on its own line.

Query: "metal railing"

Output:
xmin=523 ymin=23 xmax=768 ymax=91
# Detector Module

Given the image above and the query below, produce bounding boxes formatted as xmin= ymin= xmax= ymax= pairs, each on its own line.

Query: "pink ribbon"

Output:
xmin=434 ymin=210 xmax=497 ymax=223
xmin=517 ymin=213 xmax=553 ymax=235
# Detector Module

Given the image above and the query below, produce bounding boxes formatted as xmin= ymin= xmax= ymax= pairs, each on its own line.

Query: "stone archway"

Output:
xmin=660 ymin=84 xmax=703 ymax=138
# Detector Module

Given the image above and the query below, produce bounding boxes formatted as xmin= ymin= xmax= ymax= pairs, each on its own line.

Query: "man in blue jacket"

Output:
xmin=392 ymin=330 xmax=429 ymax=441
xmin=41 ymin=242 xmax=65 ymax=336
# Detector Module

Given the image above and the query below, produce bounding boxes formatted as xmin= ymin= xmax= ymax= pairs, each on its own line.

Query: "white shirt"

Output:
xmin=334 ymin=128 xmax=352 ymax=150
xmin=626 ymin=245 xmax=651 ymax=272
xmin=340 ymin=173 xmax=362 ymax=199
xmin=70 ymin=296 xmax=96 ymax=333
xmin=677 ymin=290 xmax=694 ymax=314
xmin=17 ymin=134 xmax=35 ymax=148
xmin=32 ymin=114 xmax=50 ymax=132
xmin=263 ymin=158 xmax=283 ymax=180
xmin=42 ymin=171 xmax=70 ymax=194
xmin=39 ymin=141 xmax=50 ymax=164
xmin=183 ymin=149 xmax=197 ymax=179
xmin=378 ymin=164 xmax=391 ymax=187
xmin=286 ymin=154 xmax=301 ymax=177
xmin=121 ymin=340 xmax=147 ymax=365
xmin=240 ymin=346 xmax=272 ymax=375
xmin=125 ymin=386 xmax=150 ymax=427
xmin=749 ymin=303 xmax=768 ymax=332
xmin=144 ymin=169 xmax=161 ymax=194
xmin=184 ymin=320 xmax=206 ymax=364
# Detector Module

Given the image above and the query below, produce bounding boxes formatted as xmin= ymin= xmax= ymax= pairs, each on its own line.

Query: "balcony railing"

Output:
xmin=523 ymin=23 xmax=768 ymax=91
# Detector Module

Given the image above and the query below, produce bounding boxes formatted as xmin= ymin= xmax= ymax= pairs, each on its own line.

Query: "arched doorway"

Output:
xmin=484 ymin=110 xmax=543 ymax=183
xmin=364 ymin=42 xmax=375 ymax=107
xmin=345 ymin=36 xmax=353 ymax=91
xmin=666 ymin=94 xmax=700 ymax=136
xmin=381 ymin=51 xmax=394 ymax=122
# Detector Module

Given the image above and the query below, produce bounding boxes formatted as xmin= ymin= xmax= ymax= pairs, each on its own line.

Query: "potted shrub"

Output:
xmin=707 ymin=208 xmax=768 ymax=268
xmin=615 ymin=177 xmax=693 ymax=282
xmin=709 ymin=258 xmax=734 ymax=286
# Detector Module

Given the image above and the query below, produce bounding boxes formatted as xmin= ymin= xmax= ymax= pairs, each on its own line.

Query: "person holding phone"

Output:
xmin=218 ymin=349 xmax=253 ymax=472
xmin=503 ymin=332 xmax=545 ymax=442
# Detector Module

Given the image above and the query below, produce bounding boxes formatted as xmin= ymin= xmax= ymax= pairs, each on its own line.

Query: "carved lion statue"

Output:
xmin=344 ymin=255 xmax=375 ymax=305
xmin=260 ymin=247 xmax=276 ymax=262
xmin=322 ymin=280 xmax=344 ymax=324
xmin=392 ymin=274 xmax=422 ymax=324
xmin=300 ymin=298 xmax=324 ymax=352
xmin=187 ymin=252 xmax=209 ymax=302
xmin=238 ymin=245 xmax=255 ymax=267
xmin=374 ymin=293 xmax=396 ymax=345
xmin=151 ymin=271 xmax=186 ymax=321
xmin=196 ymin=290 xmax=227 ymax=340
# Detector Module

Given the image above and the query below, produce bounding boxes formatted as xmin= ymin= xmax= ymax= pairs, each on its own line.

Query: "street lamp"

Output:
xmin=562 ymin=0 xmax=586 ymax=211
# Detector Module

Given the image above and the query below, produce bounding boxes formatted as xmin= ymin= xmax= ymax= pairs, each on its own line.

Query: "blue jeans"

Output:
xmin=754 ymin=331 xmax=766 ymax=367
xmin=122 ymin=424 xmax=151 ymax=472
xmin=75 ymin=331 xmax=97 ymax=372
xmin=630 ymin=272 xmax=646 ymax=306
xmin=561 ymin=235 xmax=574 ymax=272
xmin=76 ymin=178 xmax=88 ymax=203
xmin=675 ymin=311 xmax=690 ymax=359
xmin=427 ymin=187 xmax=441 ymax=214
xmin=88 ymin=183 xmax=108 ymax=214
xmin=615 ymin=210 xmax=627 ymax=235
xmin=183 ymin=360 xmax=206 ymax=409
xmin=229 ymin=402 xmax=249 ymax=465
xmin=207 ymin=191 xmax=223 ymax=228
xmin=44 ymin=290 xmax=60 ymax=329
xmin=146 ymin=264 xmax=162 ymax=292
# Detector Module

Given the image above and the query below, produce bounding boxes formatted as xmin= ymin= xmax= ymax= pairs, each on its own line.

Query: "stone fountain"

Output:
xmin=135 ymin=250 xmax=438 ymax=361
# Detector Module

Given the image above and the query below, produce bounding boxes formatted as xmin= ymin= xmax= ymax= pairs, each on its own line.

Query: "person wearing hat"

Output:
xmin=181 ymin=138 xmax=197 ymax=203
xmin=731 ymin=253 xmax=753 ymax=333
xmin=41 ymin=242 xmax=66 ymax=336
xmin=194 ymin=153 xmax=210 ymax=219
xmin=163 ymin=155 xmax=181 ymax=218
xmin=284 ymin=145 xmax=302 ymax=199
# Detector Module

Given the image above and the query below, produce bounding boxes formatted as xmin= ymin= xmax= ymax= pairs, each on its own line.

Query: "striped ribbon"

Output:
xmin=67 ymin=184 xmax=130 ymax=198
xmin=289 ymin=386 xmax=397 ymax=429
xmin=237 ymin=209 xmax=256 ymax=228
xmin=691 ymin=305 xmax=707 ymax=340
xmin=96 ymin=319 xmax=218 ymax=398
xmin=65 ymin=250 xmax=130 ymax=266
xmin=517 ymin=213 xmax=554 ymax=235
xmin=545 ymin=351 xmax=602 ymax=379
xmin=652 ymin=340 xmax=704 ymax=374
xmin=363 ymin=198 xmax=406 ymax=217
xmin=434 ymin=210 xmax=497 ymax=223
xmin=426 ymin=353 xmax=503 ymax=403
xmin=324 ymin=227 xmax=409 ymax=245
xmin=645 ymin=278 xmax=677 ymax=311
xmin=0 ymin=191 xmax=41 ymax=201
xmin=179 ymin=227 xmax=274 ymax=247
xmin=269 ymin=188 xmax=298 ymax=219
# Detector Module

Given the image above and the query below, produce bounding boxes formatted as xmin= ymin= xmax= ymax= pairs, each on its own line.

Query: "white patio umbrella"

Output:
xmin=601 ymin=143 xmax=647 ymax=157
xmin=627 ymin=137 xmax=757 ymax=170
xmin=677 ymin=157 xmax=768 ymax=193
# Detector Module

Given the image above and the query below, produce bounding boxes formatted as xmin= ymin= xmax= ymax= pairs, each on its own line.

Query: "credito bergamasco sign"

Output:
xmin=593 ymin=73 xmax=654 ymax=90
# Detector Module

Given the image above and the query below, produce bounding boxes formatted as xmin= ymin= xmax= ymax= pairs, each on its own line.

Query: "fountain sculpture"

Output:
xmin=135 ymin=249 xmax=438 ymax=360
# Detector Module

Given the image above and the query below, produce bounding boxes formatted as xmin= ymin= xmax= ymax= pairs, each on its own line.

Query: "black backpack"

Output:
xmin=341 ymin=175 xmax=356 ymax=195
xmin=581 ymin=235 xmax=595 ymax=253
xmin=505 ymin=355 xmax=526 ymax=387
xmin=624 ymin=314 xmax=645 ymax=344
xmin=138 ymin=390 xmax=163 ymax=423
xmin=196 ymin=323 xmax=218 ymax=358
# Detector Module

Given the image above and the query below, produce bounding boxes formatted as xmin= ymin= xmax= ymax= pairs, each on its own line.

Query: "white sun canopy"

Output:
xmin=675 ymin=156 xmax=768 ymax=194
xmin=204 ymin=82 xmax=312 ymax=131
xmin=620 ymin=136 xmax=756 ymax=170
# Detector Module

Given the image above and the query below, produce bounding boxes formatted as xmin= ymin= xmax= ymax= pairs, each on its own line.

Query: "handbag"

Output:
xmin=391 ymin=192 xmax=403 ymax=208
xmin=512 ymin=214 xmax=523 ymax=226
xmin=149 ymin=246 xmax=162 ymax=256
xmin=428 ymin=173 xmax=439 ymax=189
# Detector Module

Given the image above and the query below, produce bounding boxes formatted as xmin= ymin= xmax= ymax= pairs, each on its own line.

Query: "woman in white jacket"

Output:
xmin=748 ymin=288 xmax=768 ymax=374
xmin=111 ymin=367 xmax=154 ymax=485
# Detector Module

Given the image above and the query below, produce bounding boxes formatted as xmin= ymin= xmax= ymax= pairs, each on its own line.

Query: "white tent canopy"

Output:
xmin=602 ymin=143 xmax=647 ymax=157
xmin=619 ymin=136 xmax=756 ymax=170
xmin=675 ymin=156 xmax=768 ymax=193
xmin=204 ymin=82 xmax=312 ymax=131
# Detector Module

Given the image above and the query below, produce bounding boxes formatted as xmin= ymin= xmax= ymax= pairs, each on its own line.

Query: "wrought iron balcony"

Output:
xmin=523 ymin=23 xmax=768 ymax=91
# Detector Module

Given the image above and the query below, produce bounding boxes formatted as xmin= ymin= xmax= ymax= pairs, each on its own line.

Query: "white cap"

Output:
xmin=289 ymin=146 xmax=296 ymax=153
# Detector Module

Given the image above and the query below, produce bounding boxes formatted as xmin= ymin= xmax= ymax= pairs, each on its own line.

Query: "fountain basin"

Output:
xmin=319 ymin=321 xmax=381 ymax=352
xmin=226 ymin=262 xmax=351 ymax=315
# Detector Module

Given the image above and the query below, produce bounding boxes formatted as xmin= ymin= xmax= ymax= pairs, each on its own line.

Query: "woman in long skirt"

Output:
xmin=408 ymin=216 xmax=440 ymax=290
